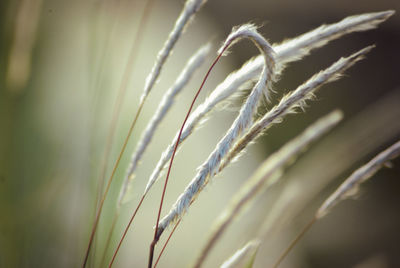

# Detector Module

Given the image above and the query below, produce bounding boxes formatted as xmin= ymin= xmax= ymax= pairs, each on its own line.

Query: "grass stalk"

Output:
xmin=140 ymin=0 xmax=207 ymax=103
xmin=143 ymin=10 xmax=393 ymax=198
xmin=82 ymin=101 xmax=145 ymax=268
xmin=147 ymin=39 xmax=231 ymax=268
xmin=257 ymin=90 xmax=400 ymax=242
xmin=220 ymin=240 xmax=261 ymax=268
xmin=118 ymin=43 xmax=211 ymax=206
xmin=156 ymin=25 xmax=277 ymax=239
xmin=316 ymin=140 xmax=400 ymax=218
xmin=154 ymin=219 xmax=182 ymax=268
xmin=274 ymin=10 xmax=394 ymax=65
xmin=194 ymin=111 xmax=342 ymax=268
xmin=106 ymin=44 xmax=211 ymax=267
xmin=99 ymin=211 xmax=119 ymax=268
xmin=153 ymin=45 xmax=372 ymax=266
xmin=157 ymin=44 xmax=371 ymax=240
xmin=220 ymin=46 xmax=373 ymax=171
xmin=92 ymin=8 xmax=393 ymax=267
xmin=272 ymin=140 xmax=400 ymax=267
xmin=103 ymin=44 xmax=210 ymax=267
xmin=85 ymin=0 xmax=208 ymax=265
xmin=272 ymin=217 xmax=317 ymax=268
xmin=108 ymin=195 xmax=146 ymax=268
xmin=82 ymin=0 xmax=155 ymax=266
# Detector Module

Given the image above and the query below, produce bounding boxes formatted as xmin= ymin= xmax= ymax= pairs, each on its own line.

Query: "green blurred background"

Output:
xmin=1 ymin=0 xmax=399 ymax=267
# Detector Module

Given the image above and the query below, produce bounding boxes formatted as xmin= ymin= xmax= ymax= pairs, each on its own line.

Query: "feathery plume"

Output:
xmin=194 ymin=111 xmax=342 ymax=268
xmin=220 ymin=240 xmax=260 ymax=268
xmin=140 ymin=0 xmax=207 ymax=104
xmin=257 ymin=90 xmax=400 ymax=241
xmin=157 ymin=45 xmax=372 ymax=237
xmin=143 ymin=11 xmax=393 ymax=195
xmin=106 ymin=45 xmax=210 ymax=267
xmin=118 ymin=44 xmax=211 ymax=206
xmin=316 ymin=140 xmax=400 ymax=218
xmin=242 ymin=10 xmax=394 ymax=78
xmin=273 ymin=140 xmax=400 ymax=268
xmin=143 ymin=53 xmax=264 ymax=194
xmin=149 ymin=24 xmax=276 ymax=268
xmin=274 ymin=10 xmax=394 ymax=64
xmin=155 ymin=24 xmax=276 ymax=238
xmin=220 ymin=46 xmax=374 ymax=170
xmin=144 ymin=24 xmax=278 ymax=195
xmin=217 ymin=10 xmax=395 ymax=102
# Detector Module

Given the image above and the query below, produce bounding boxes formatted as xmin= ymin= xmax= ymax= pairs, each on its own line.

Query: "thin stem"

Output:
xmin=83 ymin=99 xmax=145 ymax=268
xmin=155 ymin=198 xmax=194 ymax=268
xmin=90 ymin=2 xmax=123 ymax=266
xmin=99 ymin=211 xmax=119 ymax=268
xmin=272 ymin=217 xmax=317 ymax=268
xmin=154 ymin=219 xmax=182 ymax=268
xmin=147 ymin=43 xmax=231 ymax=268
xmin=107 ymin=186 xmax=148 ymax=266
xmin=83 ymin=1 xmax=155 ymax=267
xmin=109 ymin=194 xmax=146 ymax=268
xmin=108 ymin=182 xmax=149 ymax=266
xmin=96 ymin=0 xmax=156 ymax=204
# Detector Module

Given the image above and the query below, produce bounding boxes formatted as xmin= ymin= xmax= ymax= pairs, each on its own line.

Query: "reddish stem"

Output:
xmin=154 ymin=219 xmax=181 ymax=268
xmin=154 ymin=199 xmax=195 ymax=267
xmin=82 ymin=100 xmax=144 ymax=268
xmin=99 ymin=211 xmax=119 ymax=268
xmin=272 ymin=217 xmax=317 ymax=268
xmin=147 ymin=42 xmax=231 ymax=268
xmin=82 ymin=0 xmax=155 ymax=267
xmin=109 ymin=195 xmax=146 ymax=268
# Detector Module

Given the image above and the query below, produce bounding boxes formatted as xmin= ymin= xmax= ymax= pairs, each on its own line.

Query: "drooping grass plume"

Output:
xmin=118 ymin=43 xmax=211 ymax=206
xmin=220 ymin=240 xmax=260 ymax=268
xmin=220 ymin=45 xmax=374 ymax=171
xmin=274 ymin=10 xmax=394 ymax=64
xmin=99 ymin=212 xmax=118 ymax=267
xmin=148 ymin=39 xmax=224 ymax=268
xmin=143 ymin=10 xmax=393 ymax=197
xmin=145 ymin=23 xmax=276 ymax=268
xmin=217 ymin=10 xmax=394 ymax=99
xmin=272 ymin=140 xmax=400 ymax=268
xmin=155 ymin=24 xmax=277 ymax=240
xmin=98 ymin=8 xmax=392 ymax=267
xmin=150 ymin=53 xmax=392 ymax=267
xmin=257 ymin=89 xmax=400 ymax=243
xmin=244 ymin=10 xmax=394 ymax=79
xmin=143 ymin=51 xmax=273 ymax=196
xmin=143 ymin=22 xmax=280 ymax=195
xmin=157 ymin=45 xmax=372 ymax=238
xmin=316 ymin=140 xmax=400 ymax=218
xmin=140 ymin=0 xmax=207 ymax=104
xmin=194 ymin=111 xmax=343 ymax=268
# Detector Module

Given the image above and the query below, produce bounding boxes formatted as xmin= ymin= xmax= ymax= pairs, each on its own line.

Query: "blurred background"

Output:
xmin=0 ymin=0 xmax=399 ymax=267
